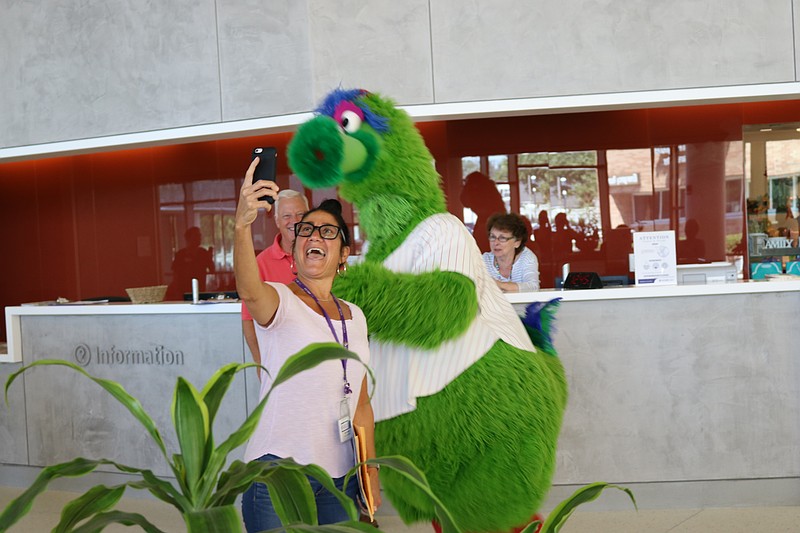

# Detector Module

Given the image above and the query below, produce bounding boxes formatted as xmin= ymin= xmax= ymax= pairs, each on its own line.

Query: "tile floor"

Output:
xmin=1 ymin=487 xmax=799 ymax=532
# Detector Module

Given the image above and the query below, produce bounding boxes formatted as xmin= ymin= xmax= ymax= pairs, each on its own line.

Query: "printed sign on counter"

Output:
xmin=633 ymin=230 xmax=677 ymax=285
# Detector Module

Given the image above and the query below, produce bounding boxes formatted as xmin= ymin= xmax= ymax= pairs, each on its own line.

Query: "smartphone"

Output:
xmin=251 ymin=147 xmax=277 ymax=204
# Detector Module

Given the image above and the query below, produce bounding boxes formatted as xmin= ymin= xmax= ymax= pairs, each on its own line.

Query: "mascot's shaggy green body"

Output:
xmin=288 ymin=89 xmax=567 ymax=532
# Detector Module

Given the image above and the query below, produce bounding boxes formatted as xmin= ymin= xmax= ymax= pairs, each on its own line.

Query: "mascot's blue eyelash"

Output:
xmin=314 ymin=88 xmax=390 ymax=133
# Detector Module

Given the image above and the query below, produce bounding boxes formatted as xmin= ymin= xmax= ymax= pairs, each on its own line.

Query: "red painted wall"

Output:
xmin=0 ymin=135 xmax=299 ymax=341
xmin=2 ymin=100 xmax=799 ymax=341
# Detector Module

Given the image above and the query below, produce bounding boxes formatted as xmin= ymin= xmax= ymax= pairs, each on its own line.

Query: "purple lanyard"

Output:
xmin=294 ymin=279 xmax=351 ymax=396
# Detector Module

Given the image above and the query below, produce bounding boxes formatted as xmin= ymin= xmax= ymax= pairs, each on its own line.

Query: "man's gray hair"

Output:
xmin=274 ymin=189 xmax=309 ymax=216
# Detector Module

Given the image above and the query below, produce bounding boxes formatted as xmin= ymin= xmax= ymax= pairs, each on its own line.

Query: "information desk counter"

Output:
xmin=1 ymin=302 xmax=257 ymax=478
xmin=510 ymin=280 xmax=800 ymax=509
xmin=3 ymin=282 xmax=800 ymax=509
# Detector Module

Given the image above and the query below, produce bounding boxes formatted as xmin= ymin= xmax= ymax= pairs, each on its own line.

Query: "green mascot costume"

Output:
xmin=288 ymin=88 xmax=567 ymax=533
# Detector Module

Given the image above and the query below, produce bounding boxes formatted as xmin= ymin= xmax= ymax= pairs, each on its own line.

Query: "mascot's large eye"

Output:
xmin=339 ymin=110 xmax=362 ymax=133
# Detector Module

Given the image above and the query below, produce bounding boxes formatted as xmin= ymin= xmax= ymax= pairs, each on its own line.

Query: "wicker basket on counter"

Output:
xmin=125 ymin=285 xmax=168 ymax=304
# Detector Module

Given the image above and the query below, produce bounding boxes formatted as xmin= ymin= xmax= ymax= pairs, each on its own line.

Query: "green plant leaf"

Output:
xmin=198 ymin=362 xmax=238 ymax=424
xmin=126 ymin=477 xmax=184 ymax=511
xmin=215 ymin=459 xmax=247 ymax=493
xmin=0 ymin=456 xmax=195 ymax=533
xmin=169 ymin=452 xmax=194 ymax=504
xmin=198 ymin=364 xmax=240 ymax=471
xmin=200 ymin=363 xmax=258 ymax=425
xmin=54 ymin=484 xmax=126 ymax=532
xmin=0 ymin=457 xmax=100 ymax=530
xmin=347 ymin=456 xmax=461 ymax=533
xmin=270 ymin=343 xmax=370 ymax=391
xmin=210 ymin=459 xmax=278 ymax=507
xmin=266 ymin=521 xmax=383 ymax=533
xmin=193 ymin=362 xmax=260 ymax=505
xmin=172 ymin=377 xmax=211 ymax=502
xmin=4 ymin=360 xmax=167 ymax=459
xmin=172 ymin=452 xmax=186 ymax=480
xmin=184 ymin=504 xmax=243 ymax=533
xmin=209 ymin=457 xmax=357 ymax=522
xmin=198 ymin=344 xmax=369 ymax=506
xmin=206 ymin=456 xmax=356 ymax=526
xmin=198 ymin=394 xmax=269 ymax=500
xmin=297 ymin=462 xmax=358 ymax=521
xmin=266 ymin=467 xmax=318 ymax=526
xmin=258 ymin=458 xmax=357 ymax=522
xmin=3 ymin=351 xmax=382 ymax=531
xmin=106 ymin=460 xmax=193 ymax=511
xmin=221 ymin=343 xmax=367 ymax=456
xmin=69 ymin=510 xmax=166 ymax=533
xmin=542 ymin=482 xmax=637 ymax=533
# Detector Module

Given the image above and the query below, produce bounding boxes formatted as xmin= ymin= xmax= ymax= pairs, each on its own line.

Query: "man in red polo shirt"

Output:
xmin=242 ymin=189 xmax=308 ymax=377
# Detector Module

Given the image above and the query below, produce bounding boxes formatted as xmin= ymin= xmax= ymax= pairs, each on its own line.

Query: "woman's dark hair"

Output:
xmin=486 ymin=212 xmax=529 ymax=254
xmin=301 ymin=198 xmax=351 ymax=247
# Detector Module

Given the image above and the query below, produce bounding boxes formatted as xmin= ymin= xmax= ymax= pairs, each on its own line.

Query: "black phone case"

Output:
xmin=252 ymin=147 xmax=277 ymax=204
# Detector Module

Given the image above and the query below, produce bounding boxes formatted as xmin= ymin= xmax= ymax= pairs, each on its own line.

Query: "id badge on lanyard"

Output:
xmin=338 ymin=397 xmax=352 ymax=443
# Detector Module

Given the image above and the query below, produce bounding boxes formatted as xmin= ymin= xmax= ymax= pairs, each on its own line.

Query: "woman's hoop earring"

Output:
xmin=291 ymin=258 xmax=297 ymax=276
xmin=338 ymin=262 xmax=348 ymax=275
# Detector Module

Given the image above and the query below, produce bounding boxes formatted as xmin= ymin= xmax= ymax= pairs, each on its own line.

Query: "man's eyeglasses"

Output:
xmin=294 ymin=221 xmax=342 ymax=240
xmin=488 ymin=234 xmax=514 ymax=243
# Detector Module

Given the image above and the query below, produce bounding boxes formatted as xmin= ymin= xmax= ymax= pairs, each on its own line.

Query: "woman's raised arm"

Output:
xmin=234 ymin=157 xmax=281 ymax=326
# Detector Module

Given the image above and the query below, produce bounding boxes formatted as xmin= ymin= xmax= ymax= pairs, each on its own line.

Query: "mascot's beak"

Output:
xmin=341 ymin=133 xmax=368 ymax=174
xmin=288 ymin=115 xmax=368 ymax=189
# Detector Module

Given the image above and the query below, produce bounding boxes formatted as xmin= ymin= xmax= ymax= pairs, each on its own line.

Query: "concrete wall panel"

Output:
xmin=512 ymin=291 xmax=800 ymax=485
xmin=21 ymin=313 xmax=247 ymax=477
xmin=217 ymin=0 xmax=315 ymax=120
xmin=0 ymin=0 xmax=221 ymax=147
xmin=430 ymin=0 xmax=796 ymax=102
xmin=307 ymin=0 xmax=433 ymax=105
xmin=1 ymin=0 xmax=798 ymax=149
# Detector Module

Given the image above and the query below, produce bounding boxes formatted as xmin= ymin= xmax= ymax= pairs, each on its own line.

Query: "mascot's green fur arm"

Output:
xmin=334 ymin=260 xmax=477 ymax=350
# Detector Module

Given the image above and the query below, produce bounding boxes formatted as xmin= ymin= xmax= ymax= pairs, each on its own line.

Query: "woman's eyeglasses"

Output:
xmin=488 ymin=234 xmax=514 ymax=243
xmin=294 ymin=222 xmax=341 ymax=240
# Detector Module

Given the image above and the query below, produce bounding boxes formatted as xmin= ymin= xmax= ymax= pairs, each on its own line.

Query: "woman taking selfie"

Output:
xmin=234 ymin=157 xmax=380 ymax=530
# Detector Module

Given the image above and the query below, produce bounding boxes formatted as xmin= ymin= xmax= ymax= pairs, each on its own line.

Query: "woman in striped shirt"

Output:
xmin=482 ymin=213 xmax=541 ymax=292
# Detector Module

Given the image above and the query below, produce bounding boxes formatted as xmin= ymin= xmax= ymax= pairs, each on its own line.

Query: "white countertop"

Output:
xmin=2 ymin=301 xmax=241 ymax=363
xmin=504 ymin=278 xmax=800 ymax=303
xmin=4 ymin=280 xmax=800 ymax=363
xmin=5 ymin=301 xmax=242 ymax=316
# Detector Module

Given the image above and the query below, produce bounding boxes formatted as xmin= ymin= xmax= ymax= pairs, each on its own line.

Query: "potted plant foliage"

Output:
xmin=1 ymin=342 xmax=459 ymax=533
xmin=525 ymin=482 xmax=637 ymax=533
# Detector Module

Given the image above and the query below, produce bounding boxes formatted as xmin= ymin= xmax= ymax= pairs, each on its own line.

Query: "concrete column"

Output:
xmin=684 ymin=142 xmax=728 ymax=261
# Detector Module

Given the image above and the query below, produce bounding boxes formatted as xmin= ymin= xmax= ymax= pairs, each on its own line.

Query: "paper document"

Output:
xmin=352 ymin=426 xmax=375 ymax=520
xmin=633 ymin=231 xmax=677 ymax=285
